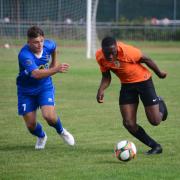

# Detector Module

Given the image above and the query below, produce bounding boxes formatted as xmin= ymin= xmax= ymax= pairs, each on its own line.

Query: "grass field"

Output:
xmin=0 ymin=41 xmax=180 ymax=180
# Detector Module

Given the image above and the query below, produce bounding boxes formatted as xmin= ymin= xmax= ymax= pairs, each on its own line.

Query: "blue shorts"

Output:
xmin=17 ymin=88 xmax=55 ymax=115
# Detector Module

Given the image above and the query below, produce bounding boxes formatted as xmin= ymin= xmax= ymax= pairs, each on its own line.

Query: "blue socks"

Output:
xmin=29 ymin=117 xmax=63 ymax=137
xmin=29 ymin=122 xmax=45 ymax=138
xmin=49 ymin=117 xmax=63 ymax=134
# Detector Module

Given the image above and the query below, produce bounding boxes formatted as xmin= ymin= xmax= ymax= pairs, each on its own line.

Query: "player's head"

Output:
xmin=27 ymin=26 xmax=44 ymax=54
xmin=101 ymin=36 xmax=117 ymax=61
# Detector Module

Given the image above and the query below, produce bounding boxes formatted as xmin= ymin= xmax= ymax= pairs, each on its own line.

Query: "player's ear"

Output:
xmin=27 ymin=39 xmax=32 ymax=45
xmin=27 ymin=37 xmax=31 ymax=44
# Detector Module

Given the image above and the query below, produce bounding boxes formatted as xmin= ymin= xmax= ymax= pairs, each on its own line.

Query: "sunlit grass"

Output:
xmin=0 ymin=41 xmax=180 ymax=179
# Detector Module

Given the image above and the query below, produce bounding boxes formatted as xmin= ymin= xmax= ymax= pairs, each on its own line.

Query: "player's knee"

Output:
xmin=43 ymin=113 xmax=54 ymax=121
xmin=26 ymin=121 xmax=36 ymax=131
xmin=146 ymin=112 xmax=161 ymax=126
xmin=43 ymin=114 xmax=56 ymax=125
xmin=148 ymin=118 xmax=161 ymax=126
xmin=123 ymin=120 xmax=136 ymax=133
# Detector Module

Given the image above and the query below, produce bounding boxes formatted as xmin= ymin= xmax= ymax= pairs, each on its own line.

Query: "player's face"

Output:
xmin=102 ymin=44 xmax=117 ymax=61
xmin=28 ymin=35 xmax=44 ymax=54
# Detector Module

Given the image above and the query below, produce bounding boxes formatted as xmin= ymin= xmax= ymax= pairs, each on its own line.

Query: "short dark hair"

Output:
xmin=101 ymin=36 xmax=116 ymax=48
xmin=27 ymin=26 xmax=44 ymax=39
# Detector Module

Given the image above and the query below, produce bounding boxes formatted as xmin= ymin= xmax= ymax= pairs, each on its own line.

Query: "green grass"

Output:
xmin=0 ymin=41 xmax=180 ymax=180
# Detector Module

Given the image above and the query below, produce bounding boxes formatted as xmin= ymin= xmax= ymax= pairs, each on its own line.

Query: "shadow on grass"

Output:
xmin=0 ymin=143 xmax=137 ymax=164
xmin=0 ymin=144 xmax=34 ymax=152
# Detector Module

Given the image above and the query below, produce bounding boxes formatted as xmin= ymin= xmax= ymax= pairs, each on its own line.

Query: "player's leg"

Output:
xmin=18 ymin=93 xmax=47 ymax=149
xmin=144 ymin=100 xmax=168 ymax=125
xmin=119 ymin=83 xmax=162 ymax=155
xmin=41 ymin=105 xmax=75 ymax=146
xmin=120 ymin=104 xmax=160 ymax=151
xmin=144 ymin=104 xmax=161 ymax=125
xmin=139 ymin=78 xmax=168 ymax=154
xmin=140 ymin=78 xmax=168 ymax=124
xmin=39 ymin=89 xmax=75 ymax=146
xmin=158 ymin=96 xmax=168 ymax=121
xmin=23 ymin=111 xmax=47 ymax=149
xmin=40 ymin=105 xmax=62 ymax=133
xmin=120 ymin=103 xmax=138 ymax=133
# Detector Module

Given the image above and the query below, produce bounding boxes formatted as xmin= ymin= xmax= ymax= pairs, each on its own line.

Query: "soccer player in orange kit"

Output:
xmin=96 ymin=36 xmax=168 ymax=155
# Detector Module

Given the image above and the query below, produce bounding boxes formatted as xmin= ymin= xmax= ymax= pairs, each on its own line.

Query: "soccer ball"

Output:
xmin=4 ymin=43 xmax=10 ymax=49
xmin=114 ymin=140 xmax=137 ymax=161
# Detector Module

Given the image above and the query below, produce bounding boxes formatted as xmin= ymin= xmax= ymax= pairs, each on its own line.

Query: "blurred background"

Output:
xmin=0 ymin=0 xmax=180 ymax=57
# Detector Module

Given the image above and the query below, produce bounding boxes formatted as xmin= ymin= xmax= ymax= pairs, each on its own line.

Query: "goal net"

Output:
xmin=0 ymin=0 xmax=99 ymax=59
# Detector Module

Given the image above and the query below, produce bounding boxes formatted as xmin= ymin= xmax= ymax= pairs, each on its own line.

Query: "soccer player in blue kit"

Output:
xmin=16 ymin=26 xmax=75 ymax=149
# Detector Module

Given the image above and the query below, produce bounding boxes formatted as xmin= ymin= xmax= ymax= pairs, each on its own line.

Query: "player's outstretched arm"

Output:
xmin=31 ymin=63 xmax=70 ymax=79
xmin=140 ymin=55 xmax=167 ymax=79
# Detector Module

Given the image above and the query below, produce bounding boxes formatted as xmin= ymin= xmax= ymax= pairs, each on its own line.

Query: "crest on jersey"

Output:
xmin=114 ymin=60 xmax=120 ymax=68
xmin=25 ymin=59 xmax=32 ymax=66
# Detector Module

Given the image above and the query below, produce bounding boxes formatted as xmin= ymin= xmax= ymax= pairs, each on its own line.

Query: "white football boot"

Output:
xmin=60 ymin=128 xmax=75 ymax=146
xmin=35 ymin=133 xmax=47 ymax=150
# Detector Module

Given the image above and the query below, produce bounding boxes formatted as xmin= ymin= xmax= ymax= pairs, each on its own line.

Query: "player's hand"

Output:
xmin=57 ymin=63 xmax=70 ymax=73
xmin=96 ymin=91 xmax=104 ymax=103
xmin=157 ymin=71 xmax=167 ymax=79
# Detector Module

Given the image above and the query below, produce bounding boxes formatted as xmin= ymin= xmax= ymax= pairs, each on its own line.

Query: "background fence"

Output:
xmin=0 ymin=0 xmax=180 ymax=49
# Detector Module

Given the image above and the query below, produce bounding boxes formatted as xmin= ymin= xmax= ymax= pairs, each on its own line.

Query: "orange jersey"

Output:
xmin=96 ymin=42 xmax=151 ymax=83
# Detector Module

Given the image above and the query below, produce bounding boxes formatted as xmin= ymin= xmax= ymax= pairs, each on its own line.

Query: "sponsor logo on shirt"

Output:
xmin=39 ymin=63 xmax=49 ymax=69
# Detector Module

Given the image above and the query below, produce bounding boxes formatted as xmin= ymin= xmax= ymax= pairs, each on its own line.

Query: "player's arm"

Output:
xmin=32 ymin=48 xmax=69 ymax=79
xmin=31 ymin=63 xmax=69 ymax=79
xmin=140 ymin=55 xmax=167 ymax=79
xmin=49 ymin=49 xmax=59 ymax=68
xmin=96 ymin=70 xmax=111 ymax=103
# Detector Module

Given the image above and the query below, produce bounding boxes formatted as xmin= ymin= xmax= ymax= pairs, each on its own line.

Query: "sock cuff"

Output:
xmin=29 ymin=122 xmax=45 ymax=138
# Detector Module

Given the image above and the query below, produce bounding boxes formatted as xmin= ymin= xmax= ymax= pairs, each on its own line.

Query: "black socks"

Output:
xmin=129 ymin=125 xmax=158 ymax=148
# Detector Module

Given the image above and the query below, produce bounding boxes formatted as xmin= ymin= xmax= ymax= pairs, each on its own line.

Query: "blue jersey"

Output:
xmin=16 ymin=39 xmax=56 ymax=95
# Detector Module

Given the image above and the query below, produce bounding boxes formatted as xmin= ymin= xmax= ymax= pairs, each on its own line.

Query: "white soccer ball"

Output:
xmin=4 ymin=43 xmax=10 ymax=49
xmin=114 ymin=140 xmax=137 ymax=161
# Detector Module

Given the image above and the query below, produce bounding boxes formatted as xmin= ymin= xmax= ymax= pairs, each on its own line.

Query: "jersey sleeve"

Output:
xmin=124 ymin=46 xmax=142 ymax=63
xmin=96 ymin=50 xmax=109 ymax=72
xmin=119 ymin=43 xmax=143 ymax=63
xmin=18 ymin=51 xmax=38 ymax=73
xmin=128 ymin=46 xmax=142 ymax=62
xmin=45 ymin=40 xmax=56 ymax=54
